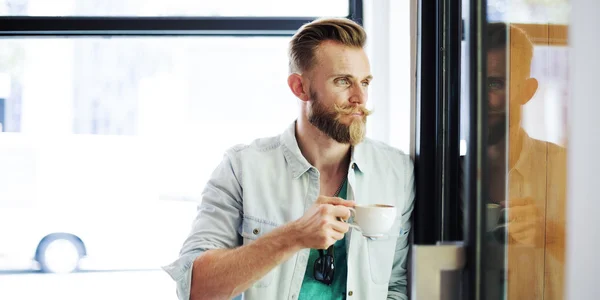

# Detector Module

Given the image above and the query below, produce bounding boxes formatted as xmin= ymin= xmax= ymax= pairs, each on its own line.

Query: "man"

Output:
xmin=163 ymin=18 xmax=415 ymax=300
xmin=484 ymin=23 xmax=567 ymax=300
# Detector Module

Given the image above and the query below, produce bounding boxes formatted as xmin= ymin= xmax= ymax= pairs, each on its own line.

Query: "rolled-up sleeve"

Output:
xmin=388 ymin=156 xmax=415 ymax=300
xmin=162 ymin=249 xmax=205 ymax=299
xmin=162 ymin=149 xmax=244 ymax=300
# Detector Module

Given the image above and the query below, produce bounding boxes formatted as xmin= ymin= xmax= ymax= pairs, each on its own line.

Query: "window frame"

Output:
xmin=0 ymin=0 xmax=363 ymax=36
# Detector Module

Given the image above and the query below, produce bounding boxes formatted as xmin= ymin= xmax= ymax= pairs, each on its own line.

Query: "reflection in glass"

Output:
xmin=488 ymin=0 xmax=570 ymax=24
xmin=483 ymin=21 xmax=568 ymax=300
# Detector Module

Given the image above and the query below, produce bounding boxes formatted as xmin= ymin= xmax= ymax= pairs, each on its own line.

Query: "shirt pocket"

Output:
xmin=366 ymin=218 xmax=402 ymax=285
xmin=239 ymin=216 xmax=279 ymax=288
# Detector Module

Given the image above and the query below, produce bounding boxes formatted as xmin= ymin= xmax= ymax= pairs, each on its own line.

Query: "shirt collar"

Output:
xmin=280 ymin=121 xmax=368 ymax=179
xmin=280 ymin=122 xmax=312 ymax=179
xmin=350 ymin=139 xmax=368 ymax=173
xmin=512 ymin=128 xmax=535 ymax=178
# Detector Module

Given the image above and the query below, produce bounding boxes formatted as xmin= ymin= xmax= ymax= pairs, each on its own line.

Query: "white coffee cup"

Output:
xmin=487 ymin=203 xmax=501 ymax=232
xmin=344 ymin=204 xmax=397 ymax=238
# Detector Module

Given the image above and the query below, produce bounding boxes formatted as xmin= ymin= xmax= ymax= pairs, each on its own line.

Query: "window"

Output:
xmin=488 ymin=0 xmax=569 ymax=24
xmin=2 ymin=38 xmax=295 ymax=136
xmin=1 ymin=0 xmax=349 ymax=17
xmin=0 ymin=2 xmax=361 ymax=300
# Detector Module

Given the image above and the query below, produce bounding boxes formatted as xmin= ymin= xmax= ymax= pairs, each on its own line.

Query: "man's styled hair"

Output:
xmin=288 ymin=18 xmax=367 ymax=74
xmin=487 ymin=22 xmax=535 ymax=78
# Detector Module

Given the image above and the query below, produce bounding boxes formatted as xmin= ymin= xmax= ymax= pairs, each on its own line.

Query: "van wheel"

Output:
xmin=37 ymin=234 xmax=84 ymax=274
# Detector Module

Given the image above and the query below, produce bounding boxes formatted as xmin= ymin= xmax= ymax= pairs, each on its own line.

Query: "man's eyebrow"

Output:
xmin=330 ymin=74 xmax=374 ymax=81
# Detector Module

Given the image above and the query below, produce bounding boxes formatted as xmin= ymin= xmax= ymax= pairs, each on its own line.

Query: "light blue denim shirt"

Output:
xmin=163 ymin=121 xmax=415 ymax=300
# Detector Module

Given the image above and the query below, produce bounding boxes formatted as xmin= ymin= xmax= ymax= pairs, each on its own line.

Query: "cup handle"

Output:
xmin=341 ymin=208 xmax=361 ymax=231
xmin=347 ymin=223 xmax=361 ymax=231
xmin=499 ymin=208 xmax=508 ymax=224
xmin=348 ymin=207 xmax=356 ymax=218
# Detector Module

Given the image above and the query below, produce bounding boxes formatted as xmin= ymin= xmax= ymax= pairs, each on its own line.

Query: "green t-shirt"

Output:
xmin=298 ymin=180 xmax=349 ymax=300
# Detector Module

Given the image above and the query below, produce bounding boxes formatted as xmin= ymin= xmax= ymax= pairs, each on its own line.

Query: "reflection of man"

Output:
xmin=486 ymin=23 xmax=567 ymax=300
xmin=163 ymin=18 xmax=414 ymax=300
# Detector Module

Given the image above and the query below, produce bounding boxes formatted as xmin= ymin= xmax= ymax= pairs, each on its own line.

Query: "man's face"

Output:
xmin=487 ymin=49 xmax=509 ymax=145
xmin=486 ymin=48 xmax=533 ymax=145
xmin=306 ymin=41 xmax=373 ymax=146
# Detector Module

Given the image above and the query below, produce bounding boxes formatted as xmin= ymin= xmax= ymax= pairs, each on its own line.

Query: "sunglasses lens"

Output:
xmin=313 ymin=248 xmax=335 ymax=285
xmin=314 ymin=257 xmax=325 ymax=280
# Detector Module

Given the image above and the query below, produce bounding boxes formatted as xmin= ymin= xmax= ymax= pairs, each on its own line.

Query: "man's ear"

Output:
xmin=519 ymin=77 xmax=539 ymax=105
xmin=288 ymin=73 xmax=310 ymax=102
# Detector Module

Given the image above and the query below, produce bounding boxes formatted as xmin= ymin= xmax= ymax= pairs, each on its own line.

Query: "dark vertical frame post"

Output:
xmin=414 ymin=0 xmax=442 ymax=245
xmin=349 ymin=0 xmax=364 ymax=25
xmin=414 ymin=0 xmax=462 ymax=245
xmin=463 ymin=0 xmax=488 ymax=299
xmin=440 ymin=0 xmax=463 ymax=242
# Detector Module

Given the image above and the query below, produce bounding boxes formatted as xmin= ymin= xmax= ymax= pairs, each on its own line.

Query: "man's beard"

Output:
xmin=307 ymin=90 xmax=372 ymax=146
xmin=488 ymin=115 xmax=507 ymax=146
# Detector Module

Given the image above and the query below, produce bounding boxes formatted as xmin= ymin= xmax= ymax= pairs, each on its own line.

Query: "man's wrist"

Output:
xmin=274 ymin=221 xmax=304 ymax=252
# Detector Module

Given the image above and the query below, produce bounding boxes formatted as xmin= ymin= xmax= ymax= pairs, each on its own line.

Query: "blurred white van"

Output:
xmin=0 ymin=132 xmax=205 ymax=273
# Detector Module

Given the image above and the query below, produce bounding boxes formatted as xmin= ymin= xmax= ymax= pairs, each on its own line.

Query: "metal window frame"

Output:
xmin=413 ymin=0 xmax=462 ymax=245
xmin=0 ymin=0 xmax=362 ymax=36
xmin=463 ymin=0 xmax=488 ymax=299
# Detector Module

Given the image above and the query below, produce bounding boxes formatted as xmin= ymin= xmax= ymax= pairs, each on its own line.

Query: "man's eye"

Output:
xmin=488 ymin=79 xmax=505 ymax=90
xmin=336 ymin=78 xmax=350 ymax=85
xmin=362 ymin=81 xmax=370 ymax=87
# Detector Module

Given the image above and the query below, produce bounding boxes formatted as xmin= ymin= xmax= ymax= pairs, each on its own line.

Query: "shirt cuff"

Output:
xmin=162 ymin=250 xmax=205 ymax=300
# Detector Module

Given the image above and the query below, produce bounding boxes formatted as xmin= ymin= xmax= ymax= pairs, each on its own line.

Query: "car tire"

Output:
xmin=36 ymin=234 xmax=85 ymax=274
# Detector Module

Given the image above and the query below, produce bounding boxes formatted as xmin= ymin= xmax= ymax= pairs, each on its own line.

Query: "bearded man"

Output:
xmin=163 ymin=18 xmax=415 ymax=300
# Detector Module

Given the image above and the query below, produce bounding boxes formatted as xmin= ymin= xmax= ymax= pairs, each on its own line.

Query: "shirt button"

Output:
xmin=348 ymin=291 xmax=354 ymax=296
xmin=351 ymin=164 xmax=355 ymax=169
xmin=253 ymin=228 xmax=260 ymax=235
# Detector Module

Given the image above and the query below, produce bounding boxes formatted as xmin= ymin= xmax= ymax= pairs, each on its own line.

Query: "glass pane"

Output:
xmin=488 ymin=0 xmax=570 ymax=24
xmin=0 ymin=0 xmax=349 ymax=17
xmin=0 ymin=36 xmax=299 ymax=299
xmin=478 ymin=1 xmax=569 ymax=299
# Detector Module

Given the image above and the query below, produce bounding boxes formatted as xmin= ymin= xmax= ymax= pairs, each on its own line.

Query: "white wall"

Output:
xmin=364 ymin=0 xmax=412 ymax=153
xmin=566 ymin=0 xmax=600 ymax=299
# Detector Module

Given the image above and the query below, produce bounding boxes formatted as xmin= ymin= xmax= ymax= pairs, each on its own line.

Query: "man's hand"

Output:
xmin=502 ymin=197 xmax=541 ymax=247
xmin=190 ymin=196 xmax=354 ymax=300
xmin=291 ymin=196 xmax=355 ymax=250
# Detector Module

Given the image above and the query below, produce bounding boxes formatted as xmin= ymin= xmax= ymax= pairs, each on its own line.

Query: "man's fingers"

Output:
xmin=331 ymin=205 xmax=352 ymax=220
xmin=316 ymin=196 xmax=355 ymax=207
xmin=331 ymin=230 xmax=345 ymax=241
xmin=508 ymin=197 xmax=535 ymax=207
xmin=508 ymin=220 xmax=536 ymax=234
xmin=511 ymin=229 xmax=536 ymax=246
xmin=508 ymin=206 xmax=538 ymax=222
xmin=338 ymin=200 xmax=356 ymax=207
xmin=331 ymin=220 xmax=350 ymax=234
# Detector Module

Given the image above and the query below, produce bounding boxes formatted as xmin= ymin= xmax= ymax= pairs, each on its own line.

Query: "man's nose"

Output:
xmin=349 ymin=84 xmax=367 ymax=104
xmin=488 ymin=94 xmax=506 ymax=109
